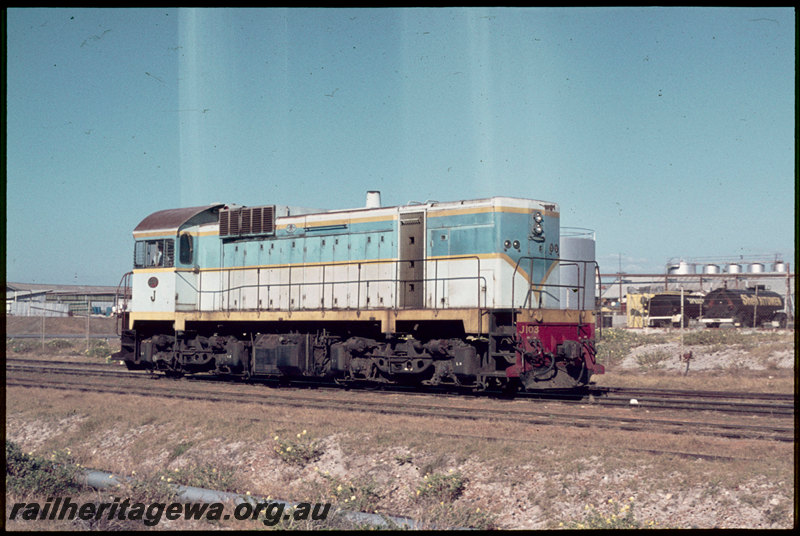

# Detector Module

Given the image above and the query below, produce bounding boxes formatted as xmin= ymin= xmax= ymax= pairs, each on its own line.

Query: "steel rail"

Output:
xmin=6 ymin=374 xmax=794 ymax=443
xmin=7 ymin=360 xmax=793 ymax=417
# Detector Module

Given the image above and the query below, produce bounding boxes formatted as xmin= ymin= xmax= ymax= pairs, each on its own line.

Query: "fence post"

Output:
xmin=86 ymin=298 xmax=91 ymax=352
xmin=753 ymin=285 xmax=758 ymax=328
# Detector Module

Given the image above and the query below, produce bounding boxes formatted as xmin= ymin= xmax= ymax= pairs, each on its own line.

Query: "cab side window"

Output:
xmin=179 ymin=234 xmax=194 ymax=265
xmin=134 ymin=239 xmax=174 ymax=268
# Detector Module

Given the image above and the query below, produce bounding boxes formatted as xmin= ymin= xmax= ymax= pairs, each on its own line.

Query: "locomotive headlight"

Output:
xmin=503 ymin=239 xmax=512 ymax=250
xmin=530 ymin=216 xmax=545 ymax=242
xmin=513 ymin=240 xmax=520 ymax=250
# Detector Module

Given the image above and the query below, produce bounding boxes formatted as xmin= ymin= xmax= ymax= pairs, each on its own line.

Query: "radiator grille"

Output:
xmin=240 ymin=208 xmax=252 ymax=235
xmin=219 ymin=210 xmax=230 ymax=236
xmin=219 ymin=205 xmax=276 ymax=237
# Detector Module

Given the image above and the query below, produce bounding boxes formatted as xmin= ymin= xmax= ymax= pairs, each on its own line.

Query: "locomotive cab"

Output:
xmin=128 ymin=204 xmax=224 ymax=321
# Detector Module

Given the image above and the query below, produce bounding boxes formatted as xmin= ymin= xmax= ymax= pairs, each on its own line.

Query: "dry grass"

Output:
xmin=591 ymin=368 xmax=794 ymax=393
xmin=5 ymin=378 xmax=795 ymax=530
xmin=593 ymin=327 xmax=794 ymax=392
xmin=6 ymin=337 xmax=120 ymax=363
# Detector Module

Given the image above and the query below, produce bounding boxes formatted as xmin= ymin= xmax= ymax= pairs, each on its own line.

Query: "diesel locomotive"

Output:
xmin=113 ymin=194 xmax=603 ymax=391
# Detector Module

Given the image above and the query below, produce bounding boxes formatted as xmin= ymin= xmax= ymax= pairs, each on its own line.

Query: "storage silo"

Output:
xmin=668 ymin=261 xmax=696 ymax=275
xmin=748 ymin=262 xmax=765 ymax=273
xmin=726 ymin=263 xmax=742 ymax=274
xmin=559 ymin=229 xmax=596 ymax=310
xmin=703 ymin=264 xmax=720 ymax=274
xmin=772 ymin=261 xmax=787 ymax=273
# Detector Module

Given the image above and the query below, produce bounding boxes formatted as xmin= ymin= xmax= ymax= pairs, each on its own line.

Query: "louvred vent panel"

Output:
xmin=219 ymin=205 xmax=276 ymax=237
xmin=219 ymin=210 xmax=230 ymax=236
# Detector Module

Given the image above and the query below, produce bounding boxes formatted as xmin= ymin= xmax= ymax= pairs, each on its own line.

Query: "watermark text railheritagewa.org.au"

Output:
xmin=8 ymin=497 xmax=332 ymax=527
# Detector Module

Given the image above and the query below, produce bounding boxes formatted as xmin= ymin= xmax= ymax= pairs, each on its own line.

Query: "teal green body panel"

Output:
xmin=154 ymin=204 xmax=560 ymax=295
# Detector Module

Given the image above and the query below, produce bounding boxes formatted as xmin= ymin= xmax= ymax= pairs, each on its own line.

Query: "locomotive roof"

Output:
xmin=288 ymin=196 xmax=558 ymax=217
xmin=133 ymin=196 xmax=558 ymax=237
xmin=134 ymin=204 xmax=224 ymax=234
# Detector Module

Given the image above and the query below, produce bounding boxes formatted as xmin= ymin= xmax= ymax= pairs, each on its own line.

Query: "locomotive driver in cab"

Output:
xmin=152 ymin=243 xmax=163 ymax=267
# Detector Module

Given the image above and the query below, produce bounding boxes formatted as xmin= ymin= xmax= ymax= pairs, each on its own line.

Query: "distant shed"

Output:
xmin=5 ymin=282 xmax=129 ymax=317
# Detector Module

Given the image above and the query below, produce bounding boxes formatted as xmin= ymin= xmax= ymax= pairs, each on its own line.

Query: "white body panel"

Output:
xmin=131 ymin=271 xmax=176 ymax=314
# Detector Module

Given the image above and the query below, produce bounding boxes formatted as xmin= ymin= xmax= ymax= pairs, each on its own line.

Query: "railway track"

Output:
xmin=5 ymin=359 xmax=143 ymax=379
xmin=6 ymin=362 xmax=794 ymax=443
xmin=6 ymin=358 xmax=793 ymax=417
xmin=521 ymin=386 xmax=794 ymax=416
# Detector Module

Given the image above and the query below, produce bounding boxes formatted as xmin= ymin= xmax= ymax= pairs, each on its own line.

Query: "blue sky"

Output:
xmin=6 ymin=7 xmax=795 ymax=285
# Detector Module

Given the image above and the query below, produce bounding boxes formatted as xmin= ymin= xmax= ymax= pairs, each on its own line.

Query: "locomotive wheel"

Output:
xmin=501 ymin=378 xmax=520 ymax=396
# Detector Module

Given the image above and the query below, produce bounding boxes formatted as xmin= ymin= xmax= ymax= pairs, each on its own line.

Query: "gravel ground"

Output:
xmin=5 ymin=326 xmax=796 ymax=530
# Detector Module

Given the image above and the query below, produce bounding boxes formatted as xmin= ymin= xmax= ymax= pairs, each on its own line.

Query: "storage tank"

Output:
xmin=726 ymin=263 xmax=742 ymax=274
xmin=772 ymin=261 xmax=787 ymax=273
xmin=748 ymin=262 xmax=765 ymax=273
xmin=668 ymin=261 xmax=696 ymax=275
xmin=702 ymin=287 xmax=786 ymax=328
xmin=703 ymin=264 xmax=720 ymax=274
xmin=559 ymin=230 xmax=596 ymax=310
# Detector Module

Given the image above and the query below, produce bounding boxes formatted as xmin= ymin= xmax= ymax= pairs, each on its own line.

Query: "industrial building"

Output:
xmin=599 ymin=258 xmax=795 ymax=328
xmin=5 ymin=282 xmax=129 ymax=317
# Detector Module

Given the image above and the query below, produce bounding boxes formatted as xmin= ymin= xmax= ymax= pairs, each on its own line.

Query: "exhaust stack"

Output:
xmin=365 ymin=190 xmax=381 ymax=208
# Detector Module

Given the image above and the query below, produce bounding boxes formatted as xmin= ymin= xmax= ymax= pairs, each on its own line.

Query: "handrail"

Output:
xmin=510 ymin=256 xmax=600 ymax=329
xmin=113 ymin=271 xmax=133 ymax=335
xmin=595 ymin=263 xmax=603 ymax=339
xmin=175 ymin=255 xmax=487 ymax=313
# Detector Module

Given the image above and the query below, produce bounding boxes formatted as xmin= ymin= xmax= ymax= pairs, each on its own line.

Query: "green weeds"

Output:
xmin=415 ymin=471 xmax=466 ymax=502
xmin=6 ymin=440 xmax=83 ymax=497
xmin=168 ymin=441 xmax=195 ymax=461
xmin=596 ymin=329 xmax=660 ymax=367
xmin=85 ymin=339 xmax=113 ymax=359
xmin=6 ymin=337 xmax=115 ymax=359
xmin=7 ymin=339 xmax=38 ymax=354
xmin=272 ymin=429 xmax=324 ymax=466
xmin=635 ymin=349 xmax=672 ymax=370
xmin=411 ymin=470 xmax=495 ymax=529
xmin=561 ymin=497 xmax=657 ymax=529
xmin=47 ymin=339 xmax=75 ymax=352
xmin=394 ymin=453 xmax=413 ymax=465
xmin=317 ymin=471 xmax=382 ymax=513
xmin=157 ymin=463 xmax=241 ymax=493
